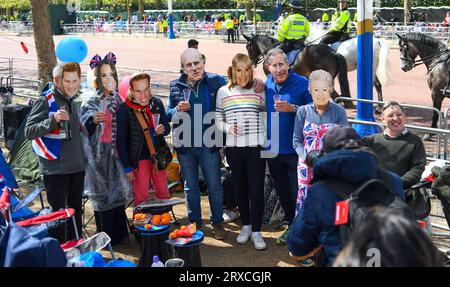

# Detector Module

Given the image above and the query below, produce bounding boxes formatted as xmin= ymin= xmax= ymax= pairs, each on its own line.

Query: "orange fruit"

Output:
xmin=180 ymin=225 xmax=187 ymax=230
xmin=151 ymin=214 xmax=161 ymax=225
xmin=162 ymin=213 xmax=171 ymax=220
xmin=160 ymin=217 xmax=170 ymax=225
xmin=144 ymin=224 xmax=153 ymax=229
xmin=169 ymin=232 xmax=178 ymax=239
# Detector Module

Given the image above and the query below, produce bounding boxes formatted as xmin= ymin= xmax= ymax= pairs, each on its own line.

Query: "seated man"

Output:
xmin=287 ymin=126 xmax=405 ymax=267
xmin=362 ymin=101 xmax=427 ymax=190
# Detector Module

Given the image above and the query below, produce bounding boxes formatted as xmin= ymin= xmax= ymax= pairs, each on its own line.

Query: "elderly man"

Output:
xmin=166 ymin=48 xmax=228 ymax=240
xmin=264 ymin=48 xmax=312 ymax=245
xmin=362 ymin=101 xmax=427 ymax=190
xmin=25 ymin=62 xmax=85 ymax=243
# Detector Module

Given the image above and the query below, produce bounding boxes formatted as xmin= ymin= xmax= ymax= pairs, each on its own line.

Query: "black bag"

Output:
xmin=154 ymin=143 xmax=173 ymax=170
xmin=405 ymin=181 xmax=432 ymax=220
xmin=323 ymin=174 xmax=414 ymax=242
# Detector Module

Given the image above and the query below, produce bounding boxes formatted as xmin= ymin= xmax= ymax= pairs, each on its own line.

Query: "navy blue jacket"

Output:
xmin=287 ymin=149 xmax=405 ymax=266
xmin=166 ymin=72 xmax=227 ymax=153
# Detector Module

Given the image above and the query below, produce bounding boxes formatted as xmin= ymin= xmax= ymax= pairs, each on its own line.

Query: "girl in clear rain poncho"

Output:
xmin=80 ymin=52 xmax=132 ymax=245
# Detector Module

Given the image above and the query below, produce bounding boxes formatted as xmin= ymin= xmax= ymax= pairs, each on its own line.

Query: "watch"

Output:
xmin=292 ymin=104 xmax=299 ymax=113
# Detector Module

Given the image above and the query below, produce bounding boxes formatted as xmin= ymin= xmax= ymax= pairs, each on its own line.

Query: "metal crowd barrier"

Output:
xmin=335 ymin=97 xmax=445 ymax=159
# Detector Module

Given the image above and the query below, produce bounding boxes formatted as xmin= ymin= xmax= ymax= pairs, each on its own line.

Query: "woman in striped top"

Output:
xmin=215 ymin=53 xmax=267 ymax=250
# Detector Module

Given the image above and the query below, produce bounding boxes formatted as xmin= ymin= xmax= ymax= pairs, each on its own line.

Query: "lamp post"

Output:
xmin=168 ymin=0 xmax=175 ymax=39
xmin=353 ymin=0 xmax=377 ymax=137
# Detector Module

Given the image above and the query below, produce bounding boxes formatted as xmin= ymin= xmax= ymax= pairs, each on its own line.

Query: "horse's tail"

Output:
xmin=335 ymin=53 xmax=351 ymax=98
xmin=376 ymin=39 xmax=393 ymax=86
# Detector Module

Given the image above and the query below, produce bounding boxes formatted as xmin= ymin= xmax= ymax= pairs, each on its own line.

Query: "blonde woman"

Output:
xmin=216 ymin=53 xmax=267 ymax=250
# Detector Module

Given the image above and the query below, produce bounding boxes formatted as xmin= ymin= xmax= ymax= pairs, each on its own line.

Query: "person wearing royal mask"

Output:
xmin=116 ymin=73 xmax=171 ymax=207
xmin=293 ymin=69 xmax=348 ymax=215
xmin=215 ymin=53 xmax=267 ymax=250
xmin=25 ymin=62 xmax=85 ymax=243
xmin=80 ymin=53 xmax=132 ymax=245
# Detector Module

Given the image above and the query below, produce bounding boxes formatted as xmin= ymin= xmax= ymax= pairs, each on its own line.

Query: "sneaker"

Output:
xmin=298 ymin=257 xmax=315 ymax=267
xmin=223 ymin=209 xmax=240 ymax=223
xmin=276 ymin=225 xmax=289 ymax=246
xmin=236 ymin=225 xmax=252 ymax=244
xmin=251 ymin=232 xmax=267 ymax=251
xmin=212 ymin=224 xmax=227 ymax=240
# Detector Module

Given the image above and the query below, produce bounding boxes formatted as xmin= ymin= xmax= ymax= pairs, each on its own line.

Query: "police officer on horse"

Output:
xmin=320 ymin=0 xmax=351 ymax=46
xmin=277 ymin=0 xmax=310 ymax=54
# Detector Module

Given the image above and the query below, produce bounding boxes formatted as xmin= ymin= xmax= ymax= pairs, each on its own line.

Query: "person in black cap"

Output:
xmin=287 ymin=126 xmax=405 ymax=267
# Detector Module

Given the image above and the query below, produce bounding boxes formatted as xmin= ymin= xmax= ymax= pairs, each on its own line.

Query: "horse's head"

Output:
xmin=243 ymin=33 xmax=262 ymax=67
xmin=396 ymin=33 xmax=418 ymax=72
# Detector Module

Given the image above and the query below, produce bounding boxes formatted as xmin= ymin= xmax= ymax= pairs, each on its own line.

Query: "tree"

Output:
xmin=404 ymin=0 xmax=411 ymax=24
xmin=138 ymin=0 xmax=145 ymax=17
xmin=30 ymin=0 xmax=56 ymax=84
xmin=155 ymin=0 xmax=162 ymax=9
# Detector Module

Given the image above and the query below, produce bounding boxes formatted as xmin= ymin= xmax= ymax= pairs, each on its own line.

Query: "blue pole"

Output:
xmin=168 ymin=13 xmax=175 ymax=39
xmin=353 ymin=0 xmax=377 ymax=137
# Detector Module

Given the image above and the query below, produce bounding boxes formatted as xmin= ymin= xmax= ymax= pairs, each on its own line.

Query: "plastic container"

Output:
xmin=151 ymin=255 xmax=164 ymax=267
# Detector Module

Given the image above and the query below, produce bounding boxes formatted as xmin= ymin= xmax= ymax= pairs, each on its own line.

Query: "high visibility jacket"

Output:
xmin=353 ymin=12 xmax=358 ymax=22
xmin=225 ymin=19 xmax=234 ymax=29
xmin=322 ymin=12 xmax=329 ymax=22
xmin=330 ymin=9 xmax=350 ymax=33
xmin=277 ymin=13 xmax=310 ymax=42
xmin=239 ymin=14 xmax=245 ymax=22
xmin=163 ymin=19 xmax=168 ymax=28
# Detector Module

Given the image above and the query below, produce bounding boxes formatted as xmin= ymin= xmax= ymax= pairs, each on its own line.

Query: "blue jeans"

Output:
xmin=178 ymin=147 xmax=224 ymax=226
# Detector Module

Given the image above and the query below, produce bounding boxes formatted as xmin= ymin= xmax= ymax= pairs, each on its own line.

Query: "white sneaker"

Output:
xmin=223 ymin=209 xmax=240 ymax=223
xmin=251 ymin=232 xmax=267 ymax=251
xmin=236 ymin=225 xmax=252 ymax=244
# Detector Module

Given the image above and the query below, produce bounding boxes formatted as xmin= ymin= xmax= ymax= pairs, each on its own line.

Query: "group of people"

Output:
xmin=23 ymin=32 xmax=446 ymax=266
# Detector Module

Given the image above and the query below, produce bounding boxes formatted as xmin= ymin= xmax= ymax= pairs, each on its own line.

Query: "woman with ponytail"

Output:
xmin=215 ymin=53 xmax=267 ymax=250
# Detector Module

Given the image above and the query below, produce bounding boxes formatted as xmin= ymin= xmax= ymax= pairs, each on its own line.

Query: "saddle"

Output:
xmin=287 ymin=49 xmax=303 ymax=65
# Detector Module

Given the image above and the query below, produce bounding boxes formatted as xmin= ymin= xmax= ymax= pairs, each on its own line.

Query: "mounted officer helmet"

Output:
xmin=289 ymin=0 xmax=303 ymax=9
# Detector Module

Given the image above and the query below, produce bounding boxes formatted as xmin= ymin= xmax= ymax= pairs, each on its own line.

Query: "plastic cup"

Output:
xmin=273 ymin=94 xmax=281 ymax=102
xmin=183 ymin=88 xmax=191 ymax=101
xmin=100 ymin=99 xmax=108 ymax=112
xmin=152 ymin=113 xmax=160 ymax=127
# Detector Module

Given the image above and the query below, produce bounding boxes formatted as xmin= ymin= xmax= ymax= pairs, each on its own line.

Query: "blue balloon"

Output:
xmin=55 ymin=37 xmax=88 ymax=63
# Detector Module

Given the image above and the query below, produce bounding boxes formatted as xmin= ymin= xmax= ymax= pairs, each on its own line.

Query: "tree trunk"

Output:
xmin=96 ymin=0 xmax=103 ymax=10
xmin=30 ymin=0 xmax=57 ymax=84
xmin=404 ymin=0 xmax=411 ymax=25
xmin=138 ymin=0 xmax=145 ymax=17
xmin=155 ymin=0 xmax=162 ymax=10
xmin=245 ymin=0 xmax=253 ymax=23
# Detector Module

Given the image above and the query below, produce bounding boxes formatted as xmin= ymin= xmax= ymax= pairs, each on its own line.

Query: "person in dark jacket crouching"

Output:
xmin=287 ymin=126 xmax=405 ymax=267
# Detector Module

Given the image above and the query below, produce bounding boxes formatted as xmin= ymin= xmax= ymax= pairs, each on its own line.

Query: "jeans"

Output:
xmin=178 ymin=147 xmax=224 ymax=226
xmin=267 ymin=153 xmax=299 ymax=225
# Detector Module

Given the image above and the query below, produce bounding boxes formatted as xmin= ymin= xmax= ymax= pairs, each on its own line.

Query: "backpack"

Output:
xmin=321 ymin=171 xmax=414 ymax=242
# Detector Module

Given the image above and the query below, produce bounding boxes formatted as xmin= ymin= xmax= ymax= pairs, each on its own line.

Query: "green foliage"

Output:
xmin=0 ymin=0 xmax=30 ymax=9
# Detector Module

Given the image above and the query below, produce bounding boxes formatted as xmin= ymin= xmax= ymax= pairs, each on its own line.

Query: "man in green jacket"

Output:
xmin=276 ymin=0 xmax=310 ymax=54
xmin=320 ymin=0 xmax=351 ymax=45
xmin=224 ymin=15 xmax=235 ymax=43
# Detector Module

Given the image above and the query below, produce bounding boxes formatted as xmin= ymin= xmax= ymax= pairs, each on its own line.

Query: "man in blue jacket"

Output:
xmin=287 ymin=126 xmax=405 ymax=266
xmin=167 ymin=48 xmax=228 ymax=240
xmin=264 ymin=48 xmax=312 ymax=245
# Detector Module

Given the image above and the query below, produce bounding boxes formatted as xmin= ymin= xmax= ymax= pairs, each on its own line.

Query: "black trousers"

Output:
xmin=320 ymin=31 xmax=346 ymax=45
xmin=94 ymin=205 xmax=130 ymax=245
xmin=267 ymin=154 xmax=298 ymax=225
xmin=225 ymin=147 xmax=265 ymax=232
xmin=44 ymin=171 xmax=85 ymax=243
xmin=227 ymin=28 xmax=235 ymax=43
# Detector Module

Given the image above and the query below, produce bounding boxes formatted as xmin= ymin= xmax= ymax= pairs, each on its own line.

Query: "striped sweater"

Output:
xmin=215 ymin=85 xmax=266 ymax=147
